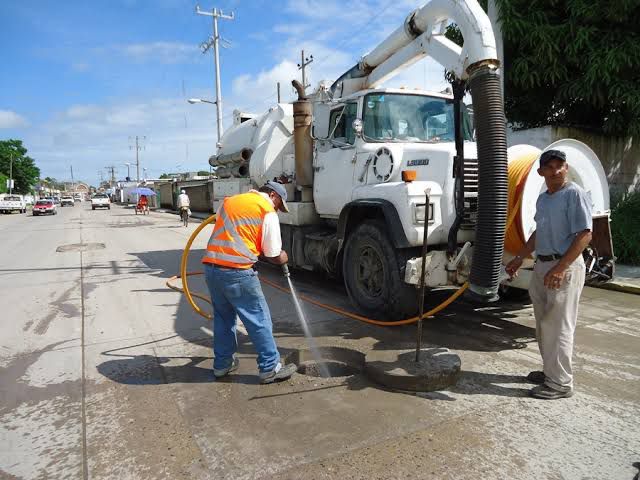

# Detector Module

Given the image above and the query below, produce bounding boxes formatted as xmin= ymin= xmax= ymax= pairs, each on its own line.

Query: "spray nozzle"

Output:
xmin=281 ymin=263 xmax=290 ymax=278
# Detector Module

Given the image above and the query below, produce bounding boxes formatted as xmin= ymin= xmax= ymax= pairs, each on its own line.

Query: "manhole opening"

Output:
xmin=56 ymin=242 xmax=106 ymax=253
xmin=289 ymin=346 xmax=365 ymax=378
xmin=298 ymin=360 xmax=360 ymax=378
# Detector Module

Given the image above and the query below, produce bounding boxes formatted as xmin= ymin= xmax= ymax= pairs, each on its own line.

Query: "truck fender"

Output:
xmin=336 ymin=199 xmax=411 ymax=254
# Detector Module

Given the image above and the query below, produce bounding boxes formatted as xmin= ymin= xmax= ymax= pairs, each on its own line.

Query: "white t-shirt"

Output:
xmin=177 ymin=193 xmax=190 ymax=208
xmin=253 ymin=190 xmax=282 ymax=258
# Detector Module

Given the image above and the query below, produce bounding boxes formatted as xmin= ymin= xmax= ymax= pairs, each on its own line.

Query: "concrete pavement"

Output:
xmin=1 ymin=203 xmax=639 ymax=479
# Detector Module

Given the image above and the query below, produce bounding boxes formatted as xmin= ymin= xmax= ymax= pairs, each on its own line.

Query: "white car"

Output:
xmin=60 ymin=196 xmax=75 ymax=207
xmin=91 ymin=193 xmax=111 ymax=210
xmin=0 ymin=194 xmax=27 ymax=214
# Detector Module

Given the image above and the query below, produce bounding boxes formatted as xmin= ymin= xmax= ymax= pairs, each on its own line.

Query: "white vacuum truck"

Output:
xmin=208 ymin=0 xmax=613 ymax=319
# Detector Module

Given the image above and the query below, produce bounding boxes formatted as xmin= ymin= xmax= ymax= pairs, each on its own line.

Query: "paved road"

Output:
xmin=1 ymin=204 xmax=639 ymax=479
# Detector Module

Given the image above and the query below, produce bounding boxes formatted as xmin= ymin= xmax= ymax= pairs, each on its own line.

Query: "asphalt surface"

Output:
xmin=1 ymin=203 xmax=639 ymax=479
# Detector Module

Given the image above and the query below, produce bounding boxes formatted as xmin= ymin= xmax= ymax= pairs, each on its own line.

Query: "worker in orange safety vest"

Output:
xmin=202 ymin=181 xmax=298 ymax=384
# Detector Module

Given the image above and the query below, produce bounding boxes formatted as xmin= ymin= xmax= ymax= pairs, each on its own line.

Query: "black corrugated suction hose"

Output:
xmin=467 ymin=66 xmax=508 ymax=301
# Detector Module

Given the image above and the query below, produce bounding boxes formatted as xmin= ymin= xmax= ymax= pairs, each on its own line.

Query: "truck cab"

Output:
xmin=312 ymin=88 xmax=476 ymax=247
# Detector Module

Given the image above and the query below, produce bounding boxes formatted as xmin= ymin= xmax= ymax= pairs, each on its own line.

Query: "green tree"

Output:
xmin=0 ymin=139 xmax=41 ymax=194
xmin=0 ymin=172 xmax=8 ymax=194
xmin=446 ymin=0 xmax=640 ymax=136
xmin=498 ymin=0 xmax=640 ymax=136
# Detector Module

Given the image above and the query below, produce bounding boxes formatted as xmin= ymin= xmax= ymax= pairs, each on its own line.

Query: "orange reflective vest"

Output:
xmin=202 ymin=191 xmax=274 ymax=269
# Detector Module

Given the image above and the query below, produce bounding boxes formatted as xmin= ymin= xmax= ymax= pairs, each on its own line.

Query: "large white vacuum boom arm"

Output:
xmin=332 ymin=0 xmax=497 ymax=96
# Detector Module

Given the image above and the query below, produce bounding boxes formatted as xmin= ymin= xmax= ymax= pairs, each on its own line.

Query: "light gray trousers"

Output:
xmin=528 ymin=256 xmax=585 ymax=391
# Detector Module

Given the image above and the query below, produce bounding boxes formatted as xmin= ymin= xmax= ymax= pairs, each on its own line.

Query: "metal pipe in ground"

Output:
xmin=415 ymin=188 xmax=431 ymax=362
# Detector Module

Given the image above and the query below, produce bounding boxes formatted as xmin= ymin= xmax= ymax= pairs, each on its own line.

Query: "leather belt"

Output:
xmin=537 ymin=254 xmax=563 ymax=262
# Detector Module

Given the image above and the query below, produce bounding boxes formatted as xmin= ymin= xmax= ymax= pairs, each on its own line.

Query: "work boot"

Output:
xmin=214 ymin=357 xmax=239 ymax=378
xmin=529 ymin=384 xmax=574 ymax=400
xmin=525 ymin=370 xmax=545 ymax=384
xmin=259 ymin=362 xmax=297 ymax=384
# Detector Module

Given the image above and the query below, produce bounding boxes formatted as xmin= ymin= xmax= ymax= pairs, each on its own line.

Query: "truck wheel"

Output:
xmin=342 ymin=220 xmax=419 ymax=321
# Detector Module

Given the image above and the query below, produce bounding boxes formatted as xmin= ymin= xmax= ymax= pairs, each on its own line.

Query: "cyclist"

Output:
xmin=177 ymin=189 xmax=190 ymax=226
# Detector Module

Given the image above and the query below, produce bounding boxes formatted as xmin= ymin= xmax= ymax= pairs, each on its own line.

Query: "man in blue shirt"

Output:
xmin=506 ymin=149 xmax=592 ymax=399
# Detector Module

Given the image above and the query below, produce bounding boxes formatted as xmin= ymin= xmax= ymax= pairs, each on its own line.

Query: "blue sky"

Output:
xmin=0 ymin=0 xmax=450 ymax=186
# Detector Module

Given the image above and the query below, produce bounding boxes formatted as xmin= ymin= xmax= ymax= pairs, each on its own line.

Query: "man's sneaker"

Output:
xmin=530 ymin=384 xmax=574 ymax=400
xmin=214 ymin=357 xmax=239 ymax=378
xmin=259 ymin=362 xmax=297 ymax=384
xmin=526 ymin=370 xmax=546 ymax=384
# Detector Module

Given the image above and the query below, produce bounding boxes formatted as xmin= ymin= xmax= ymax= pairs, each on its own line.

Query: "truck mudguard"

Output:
xmin=337 ymin=199 xmax=411 ymax=250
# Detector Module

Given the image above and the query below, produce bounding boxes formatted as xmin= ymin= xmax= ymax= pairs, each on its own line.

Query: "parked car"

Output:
xmin=33 ymin=200 xmax=57 ymax=216
xmin=91 ymin=193 xmax=110 ymax=210
xmin=0 ymin=194 xmax=27 ymax=214
xmin=60 ymin=196 xmax=75 ymax=207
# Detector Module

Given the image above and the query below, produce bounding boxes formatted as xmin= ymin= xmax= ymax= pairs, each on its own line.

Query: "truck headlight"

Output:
xmin=414 ymin=203 xmax=434 ymax=224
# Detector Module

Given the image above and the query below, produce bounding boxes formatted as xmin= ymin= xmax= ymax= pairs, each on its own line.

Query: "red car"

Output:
xmin=33 ymin=200 xmax=57 ymax=216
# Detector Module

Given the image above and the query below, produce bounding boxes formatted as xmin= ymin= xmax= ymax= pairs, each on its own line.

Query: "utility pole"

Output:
xmin=8 ymin=151 xmax=13 ymax=194
xmin=104 ymin=166 xmax=117 ymax=187
xmin=297 ymin=49 xmax=314 ymax=94
xmin=196 ymin=4 xmax=234 ymax=146
xmin=129 ymin=136 xmax=145 ymax=184
xmin=70 ymin=165 xmax=75 ymax=193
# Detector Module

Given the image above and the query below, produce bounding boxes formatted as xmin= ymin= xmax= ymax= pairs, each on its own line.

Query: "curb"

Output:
xmin=594 ymin=281 xmax=640 ymax=296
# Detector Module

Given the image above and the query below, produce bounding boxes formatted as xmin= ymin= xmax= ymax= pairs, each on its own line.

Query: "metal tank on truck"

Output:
xmin=207 ymin=0 xmax=613 ymax=320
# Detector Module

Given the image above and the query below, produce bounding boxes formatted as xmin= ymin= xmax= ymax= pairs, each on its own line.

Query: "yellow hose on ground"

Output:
xmin=167 ymin=158 xmax=534 ymax=327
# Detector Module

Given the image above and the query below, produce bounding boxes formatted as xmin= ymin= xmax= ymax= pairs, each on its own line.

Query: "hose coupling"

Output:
xmin=282 ymin=264 xmax=291 ymax=278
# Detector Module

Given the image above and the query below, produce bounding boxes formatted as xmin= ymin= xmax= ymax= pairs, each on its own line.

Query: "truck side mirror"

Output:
xmin=312 ymin=103 xmax=330 ymax=139
xmin=352 ymin=119 xmax=363 ymax=136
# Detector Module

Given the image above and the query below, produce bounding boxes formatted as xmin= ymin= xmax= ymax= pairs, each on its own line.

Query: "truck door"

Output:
xmin=313 ymin=102 xmax=358 ymax=217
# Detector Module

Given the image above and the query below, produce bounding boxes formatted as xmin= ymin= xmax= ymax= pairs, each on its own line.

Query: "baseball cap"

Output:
xmin=539 ymin=149 xmax=566 ymax=167
xmin=265 ymin=181 xmax=289 ymax=213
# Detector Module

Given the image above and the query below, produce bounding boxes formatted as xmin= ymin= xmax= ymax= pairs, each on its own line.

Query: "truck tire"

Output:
xmin=342 ymin=220 xmax=419 ymax=321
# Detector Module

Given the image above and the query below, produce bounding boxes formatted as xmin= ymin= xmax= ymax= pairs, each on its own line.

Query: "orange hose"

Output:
xmin=504 ymin=152 xmax=538 ymax=254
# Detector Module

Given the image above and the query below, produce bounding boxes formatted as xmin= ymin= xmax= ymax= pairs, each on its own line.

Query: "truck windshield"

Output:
xmin=363 ymin=93 xmax=473 ymax=143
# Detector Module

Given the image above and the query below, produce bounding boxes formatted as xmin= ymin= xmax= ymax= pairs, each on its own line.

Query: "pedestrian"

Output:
xmin=505 ymin=149 xmax=592 ymax=399
xmin=202 ymin=181 xmax=297 ymax=384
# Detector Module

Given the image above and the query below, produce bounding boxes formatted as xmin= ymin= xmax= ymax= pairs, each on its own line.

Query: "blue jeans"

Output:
xmin=204 ymin=264 xmax=280 ymax=373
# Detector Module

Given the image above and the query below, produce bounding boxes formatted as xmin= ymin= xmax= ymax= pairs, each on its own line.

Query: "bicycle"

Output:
xmin=180 ymin=207 xmax=189 ymax=227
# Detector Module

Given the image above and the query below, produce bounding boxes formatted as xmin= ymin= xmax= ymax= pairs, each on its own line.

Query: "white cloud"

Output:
xmin=117 ymin=41 xmax=197 ymax=64
xmin=273 ymin=23 xmax=310 ymax=36
xmin=26 ymin=96 xmax=220 ymax=185
xmin=0 ymin=110 xmax=29 ymax=129
xmin=232 ymin=60 xmax=300 ymax=108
